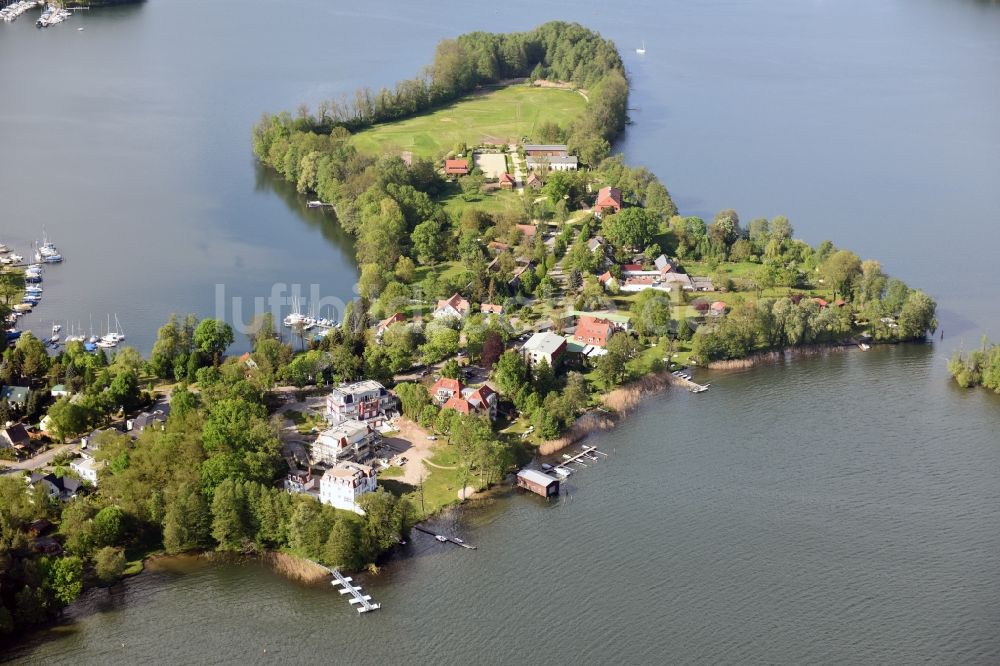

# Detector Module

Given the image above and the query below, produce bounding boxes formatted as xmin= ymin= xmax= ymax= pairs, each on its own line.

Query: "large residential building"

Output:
xmin=326 ymin=380 xmax=394 ymax=425
xmin=312 ymin=419 xmax=380 ymax=466
xmin=283 ymin=468 xmax=316 ymax=494
xmin=431 ymin=377 xmax=463 ymax=404
xmin=593 ymin=186 xmax=623 ymax=215
xmin=434 ymin=293 xmax=471 ymax=319
xmin=574 ymin=316 xmax=615 ymax=348
xmin=521 ymin=331 xmax=567 ymax=368
xmin=442 ymin=384 xmax=499 ymax=420
xmin=319 ymin=461 xmax=378 ymax=514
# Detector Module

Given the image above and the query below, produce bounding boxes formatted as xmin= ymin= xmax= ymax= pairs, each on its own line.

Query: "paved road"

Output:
xmin=508 ymin=143 xmax=525 ymax=194
xmin=1 ymin=442 xmax=77 ymax=475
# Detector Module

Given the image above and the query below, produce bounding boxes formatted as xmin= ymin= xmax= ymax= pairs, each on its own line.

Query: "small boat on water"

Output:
xmin=434 ymin=535 xmax=448 ymax=543
xmin=553 ymin=467 xmax=571 ymax=478
xmin=541 ymin=463 xmax=553 ymax=471
xmin=52 ymin=323 xmax=61 ymax=334
xmin=636 ymin=40 xmax=646 ymax=55
xmin=9 ymin=254 xmax=24 ymax=263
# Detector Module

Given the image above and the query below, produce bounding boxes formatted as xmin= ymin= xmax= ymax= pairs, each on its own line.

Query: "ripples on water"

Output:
xmin=9 ymin=346 xmax=999 ymax=665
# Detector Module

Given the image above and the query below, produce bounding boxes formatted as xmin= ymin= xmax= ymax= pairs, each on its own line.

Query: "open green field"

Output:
xmin=351 ymin=86 xmax=587 ymax=158
xmin=437 ymin=182 xmax=525 ymax=217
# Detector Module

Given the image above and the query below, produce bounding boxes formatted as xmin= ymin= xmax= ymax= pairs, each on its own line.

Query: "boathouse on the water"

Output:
xmin=516 ymin=469 xmax=560 ymax=497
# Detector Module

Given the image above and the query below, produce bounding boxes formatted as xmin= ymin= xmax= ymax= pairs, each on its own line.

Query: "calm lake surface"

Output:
xmin=3 ymin=0 xmax=999 ymax=663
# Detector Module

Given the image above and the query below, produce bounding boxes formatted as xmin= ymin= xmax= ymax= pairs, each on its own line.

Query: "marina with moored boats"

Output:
xmin=1 ymin=235 xmax=128 ymax=351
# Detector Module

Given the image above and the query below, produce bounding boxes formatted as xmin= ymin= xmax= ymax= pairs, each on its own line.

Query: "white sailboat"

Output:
xmin=283 ymin=297 xmax=307 ymax=328
xmin=636 ymin=40 xmax=646 ymax=55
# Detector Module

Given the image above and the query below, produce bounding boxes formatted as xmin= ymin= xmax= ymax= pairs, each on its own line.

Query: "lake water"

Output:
xmin=3 ymin=0 xmax=1000 ymax=663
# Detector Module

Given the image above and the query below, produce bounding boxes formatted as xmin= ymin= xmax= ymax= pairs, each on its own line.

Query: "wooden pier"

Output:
xmin=413 ymin=524 xmax=477 ymax=550
xmin=671 ymin=372 xmax=710 ymax=394
xmin=307 ymin=560 xmax=381 ymax=614
xmin=553 ymin=445 xmax=607 ymax=475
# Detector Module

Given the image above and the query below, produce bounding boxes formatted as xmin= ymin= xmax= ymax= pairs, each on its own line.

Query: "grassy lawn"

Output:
xmin=283 ymin=409 xmax=325 ymax=435
xmin=437 ymin=181 xmax=525 ymax=217
xmin=681 ymin=260 xmax=760 ymax=279
xmin=379 ymin=465 xmax=404 ymax=479
xmin=351 ymin=86 xmax=587 ymax=159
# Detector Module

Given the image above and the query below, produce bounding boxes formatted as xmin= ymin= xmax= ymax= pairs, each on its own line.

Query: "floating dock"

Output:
xmin=306 ymin=560 xmax=380 ymax=614
xmin=553 ymin=445 xmax=607 ymax=475
xmin=330 ymin=568 xmax=381 ymax=614
xmin=413 ymin=524 xmax=477 ymax=550
xmin=671 ymin=372 xmax=709 ymax=393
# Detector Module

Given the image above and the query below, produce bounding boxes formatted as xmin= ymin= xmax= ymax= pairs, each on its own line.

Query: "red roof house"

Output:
xmin=376 ymin=312 xmax=407 ymax=336
xmin=442 ymin=395 xmax=473 ymax=414
xmin=516 ymin=224 xmax=538 ymax=238
xmin=498 ymin=173 xmax=515 ymax=189
xmin=710 ymin=301 xmax=728 ymax=315
xmin=574 ymin=315 xmax=615 ymax=348
xmin=445 ymin=159 xmax=469 ymax=175
xmin=432 ymin=377 xmax=463 ymax=404
xmin=434 ymin=293 xmax=471 ymax=318
xmin=813 ymin=297 xmax=829 ymax=308
xmin=622 ymin=263 xmax=643 ymax=273
xmin=481 ymin=303 xmax=504 ymax=315
xmin=593 ymin=186 xmax=623 ymax=214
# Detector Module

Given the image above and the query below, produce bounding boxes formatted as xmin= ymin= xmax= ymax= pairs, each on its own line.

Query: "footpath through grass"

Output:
xmin=351 ymin=86 xmax=587 ymax=158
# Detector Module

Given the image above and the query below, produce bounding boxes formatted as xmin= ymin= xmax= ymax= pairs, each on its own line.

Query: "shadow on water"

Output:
xmin=252 ymin=159 xmax=357 ymax=258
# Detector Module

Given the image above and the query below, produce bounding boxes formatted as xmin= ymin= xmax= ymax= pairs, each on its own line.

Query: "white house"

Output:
xmin=433 ymin=293 xmax=471 ymax=319
xmin=521 ymin=332 xmax=567 ymax=368
xmin=326 ymin=380 xmax=395 ymax=425
xmin=312 ymin=419 xmax=380 ymax=466
xmin=319 ymin=461 xmax=378 ymax=514
xmin=70 ymin=456 xmax=103 ymax=486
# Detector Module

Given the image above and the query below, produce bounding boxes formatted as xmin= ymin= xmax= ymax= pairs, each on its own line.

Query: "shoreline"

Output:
xmin=705 ymin=341 xmax=857 ymax=370
xmin=538 ymin=369 xmax=674 ymax=456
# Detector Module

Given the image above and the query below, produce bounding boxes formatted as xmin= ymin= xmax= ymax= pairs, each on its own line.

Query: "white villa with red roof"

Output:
xmin=434 ymin=293 xmax=471 ymax=319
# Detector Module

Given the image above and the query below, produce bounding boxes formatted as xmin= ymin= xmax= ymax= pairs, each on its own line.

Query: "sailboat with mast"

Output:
xmin=636 ymin=40 xmax=646 ymax=55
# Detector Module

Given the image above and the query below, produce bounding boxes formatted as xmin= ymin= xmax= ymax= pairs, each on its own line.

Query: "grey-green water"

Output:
xmin=2 ymin=0 xmax=999 ymax=663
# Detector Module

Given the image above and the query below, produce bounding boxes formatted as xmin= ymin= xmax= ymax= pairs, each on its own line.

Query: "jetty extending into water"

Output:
xmin=312 ymin=562 xmax=381 ymax=614
xmin=551 ymin=445 xmax=607 ymax=476
xmin=413 ymin=524 xmax=477 ymax=550
xmin=671 ymin=370 xmax=710 ymax=393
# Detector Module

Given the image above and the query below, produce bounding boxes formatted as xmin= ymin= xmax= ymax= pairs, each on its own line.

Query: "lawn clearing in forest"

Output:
xmin=350 ymin=86 xmax=587 ymax=159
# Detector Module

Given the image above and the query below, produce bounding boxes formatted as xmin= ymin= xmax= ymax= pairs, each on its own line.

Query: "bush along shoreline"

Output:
xmin=948 ymin=339 xmax=1000 ymax=394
